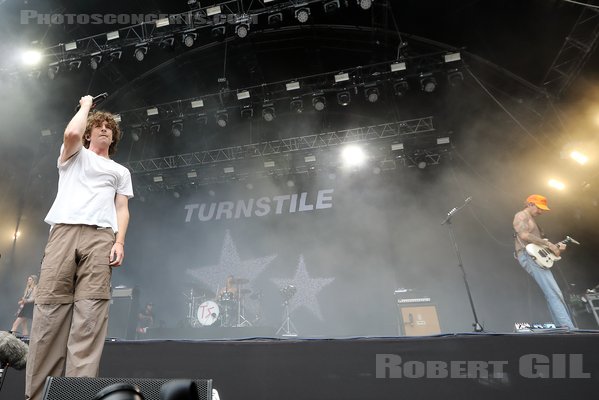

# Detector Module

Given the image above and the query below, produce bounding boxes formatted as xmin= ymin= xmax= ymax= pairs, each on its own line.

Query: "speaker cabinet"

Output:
xmin=399 ymin=305 xmax=441 ymax=336
xmin=42 ymin=377 xmax=212 ymax=400
xmin=107 ymin=287 xmax=139 ymax=340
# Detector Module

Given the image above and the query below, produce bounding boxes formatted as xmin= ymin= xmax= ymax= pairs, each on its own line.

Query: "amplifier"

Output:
xmin=108 ymin=287 xmax=138 ymax=340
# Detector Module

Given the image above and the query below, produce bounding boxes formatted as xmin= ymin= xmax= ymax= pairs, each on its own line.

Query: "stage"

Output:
xmin=3 ymin=331 xmax=599 ymax=399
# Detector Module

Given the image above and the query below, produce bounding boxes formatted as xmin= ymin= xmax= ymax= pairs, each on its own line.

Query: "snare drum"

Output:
xmin=197 ymin=300 xmax=220 ymax=326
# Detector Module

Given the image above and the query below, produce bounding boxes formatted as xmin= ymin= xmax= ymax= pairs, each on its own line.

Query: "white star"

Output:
xmin=186 ymin=230 xmax=277 ymax=297
xmin=271 ymin=255 xmax=335 ymax=321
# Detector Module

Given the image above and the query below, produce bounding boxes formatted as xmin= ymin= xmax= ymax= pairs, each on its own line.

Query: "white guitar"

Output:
xmin=525 ymin=236 xmax=580 ymax=269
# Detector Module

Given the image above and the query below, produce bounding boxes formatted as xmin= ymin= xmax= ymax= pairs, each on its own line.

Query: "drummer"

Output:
xmin=217 ymin=275 xmax=239 ymax=301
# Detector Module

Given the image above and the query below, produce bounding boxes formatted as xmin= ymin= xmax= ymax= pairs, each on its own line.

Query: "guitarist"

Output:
xmin=513 ymin=194 xmax=575 ymax=329
xmin=10 ymin=275 xmax=38 ymax=336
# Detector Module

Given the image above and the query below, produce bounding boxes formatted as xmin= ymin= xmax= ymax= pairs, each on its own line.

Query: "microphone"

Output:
xmin=0 ymin=331 xmax=28 ymax=370
xmin=75 ymin=93 xmax=108 ymax=112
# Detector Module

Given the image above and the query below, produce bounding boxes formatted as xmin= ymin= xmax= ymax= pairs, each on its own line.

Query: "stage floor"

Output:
xmin=3 ymin=331 xmax=599 ymax=400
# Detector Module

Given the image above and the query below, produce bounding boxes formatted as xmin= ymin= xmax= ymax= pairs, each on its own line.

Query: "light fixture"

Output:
xmin=290 ymin=98 xmax=303 ymax=113
xmin=224 ymin=166 xmax=234 ymax=173
xmin=196 ymin=113 xmax=208 ymax=125
xmin=444 ymin=52 xmax=461 ymax=63
xmin=437 ymin=137 xmax=450 ymax=145
xmin=146 ymin=107 xmax=159 ymax=116
xmin=548 ymin=179 xmax=565 ymax=190
xmin=236 ymin=23 xmax=249 ymax=38
xmin=264 ymin=161 xmax=275 ymax=168
xmin=113 ymin=114 xmax=121 ymax=123
xmin=109 ymin=50 xmax=122 ymax=61
xmin=419 ymin=73 xmax=437 ymax=92
xmin=295 ymin=8 xmax=310 ymax=23
xmin=268 ymin=12 xmax=283 ymax=25
xmin=155 ymin=17 xmax=170 ymax=28
xmin=237 ymin=90 xmax=250 ymax=100
xmin=134 ymin=46 xmax=147 ymax=61
xmin=47 ymin=64 xmax=59 ymax=80
xmin=106 ymin=31 xmax=120 ymax=41
xmin=90 ymin=54 xmax=102 ymax=70
xmin=240 ymin=105 xmax=254 ymax=119
xmin=191 ymin=99 xmax=204 ymax=108
xmin=393 ymin=80 xmax=409 ymax=96
xmin=65 ymin=42 xmax=77 ymax=51
xmin=183 ymin=33 xmax=197 ymax=47
xmin=365 ymin=86 xmax=379 ymax=103
xmin=390 ymin=61 xmax=406 ymax=72
xmin=130 ymin=126 xmax=141 ymax=142
xmin=391 ymin=143 xmax=404 ymax=151
xmin=41 ymin=129 xmax=52 ymax=136
xmin=187 ymin=171 xmax=198 ymax=178
xmin=570 ymin=151 xmax=588 ymax=165
xmin=22 ymin=50 xmax=42 ymax=66
xmin=206 ymin=5 xmax=222 ymax=16
xmin=341 ymin=144 xmax=366 ymax=168
xmin=216 ymin=110 xmax=228 ymax=127
xmin=153 ymin=175 xmax=163 ymax=183
xmin=286 ymin=81 xmax=300 ymax=91
xmin=149 ymin=123 xmax=161 ymax=134
xmin=323 ymin=0 xmax=341 ymax=13
xmin=447 ymin=69 xmax=464 ymax=87
xmin=334 ymin=72 xmax=350 ymax=83
xmin=337 ymin=91 xmax=351 ymax=106
xmin=312 ymin=95 xmax=326 ymax=111
xmin=417 ymin=160 xmax=427 ymax=169
xmin=357 ymin=0 xmax=372 ymax=10
xmin=171 ymin=120 xmax=183 ymax=137
xmin=304 ymin=155 xmax=316 ymax=163
xmin=262 ymin=104 xmax=276 ymax=122
xmin=68 ymin=61 xmax=81 ymax=71
xmin=211 ymin=26 xmax=226 ymax=40
xmin=159 ymin=37 xmax=175 ymax=49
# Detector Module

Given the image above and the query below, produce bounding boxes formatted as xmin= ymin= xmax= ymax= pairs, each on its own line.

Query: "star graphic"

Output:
xmin=271 ymin=255 xmax=335 ymax=321
xmin=186 ymin=230 xmax=277 ymax=296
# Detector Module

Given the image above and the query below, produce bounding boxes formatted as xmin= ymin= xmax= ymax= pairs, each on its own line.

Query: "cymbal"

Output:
xmin=231 ymin=278 xmax=249 ymax=285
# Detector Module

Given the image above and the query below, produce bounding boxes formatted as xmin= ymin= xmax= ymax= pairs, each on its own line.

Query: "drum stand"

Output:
xmin=183 ymin=288 xmax=199 ymax=327
xmin=276 ymin=299 xmax=298 ymax=337
xmin=236 ymin=294 xmax=253 ymax=327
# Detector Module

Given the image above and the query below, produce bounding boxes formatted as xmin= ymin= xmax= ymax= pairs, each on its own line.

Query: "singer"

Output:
xmin=25 ymin=95 xmax=133 ymax=400
xmin=512 ymin=194 xmax=575 ymax=329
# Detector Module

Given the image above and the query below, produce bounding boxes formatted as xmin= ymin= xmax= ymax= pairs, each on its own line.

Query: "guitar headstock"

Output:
xmin=565 ymin=236 xmax=581 ymax=245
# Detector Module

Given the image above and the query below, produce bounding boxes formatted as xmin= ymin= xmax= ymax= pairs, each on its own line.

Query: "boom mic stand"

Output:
xmin=441 ymin=197 xmax=484 ymax=332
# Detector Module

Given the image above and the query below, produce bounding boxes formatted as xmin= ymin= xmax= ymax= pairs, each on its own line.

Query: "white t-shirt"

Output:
xmin=45 ymin=145 xmax=134 ymax=233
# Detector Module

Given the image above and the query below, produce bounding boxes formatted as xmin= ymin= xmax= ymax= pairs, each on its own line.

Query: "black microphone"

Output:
xmin=75 ymin=93 xmax=108 ymax=112
xmin=0 ymin=331 xmax=28 ymax=370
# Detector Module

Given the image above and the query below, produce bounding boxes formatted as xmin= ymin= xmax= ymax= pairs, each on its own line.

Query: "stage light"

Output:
xmin=290 ymin=98 xmax=304 ymax=113
xmin=334 ymin=72 xmax=350 ymax=83
xmin=295 ymin=8 xmax=310 ymax=23
xmin=417 ymin=160 xmax=427 ymax=169
xmin=90 ymin=55 xmax=102 ymax=70
xmin=216 ymin=111 xmax=228 ymax=127
xmin=304 ymin=155 xmax=316 ymax=163
xmin=236 ymin=24 xmax=249 ymax=38
xmin=324 ymin=0 xmax=340 ymax=13
xmin=224 ymin=166 xmax=234 ymax=173
xmin=341 ymin=144 xmax=366 ymax=167
xmin=570 ymin=151 xmax=588 ymax=165
xmin=419 ymin=73 xmax=437 ymax=92
xmin=365 ymin=86 xmax=379 ymax=103
xmin=393 ymin=80 xmax=409 ymax=96
xmin=237 ymin=90 xmax=250 ymax=100
xmin=155 ymin=17 xmax=170 ymax=28
xmin=447 ymin=69 xmax=464 ymax=87
xmin=211 ymin=26 xmax=226 ymax=40
xmin=337 ymin=91 xmax=351 ymax=106
xmin=262 ymin=104 xmax=276 ymax=122
xmin=444 ymin=52 xmax=461 ymax=63
xmin=286 ymin=81 xmax=300 ymax=91
xmin=391 ymin=143 xmax=404 ymax=151
xmin=22 ymin=50 xmax=42 ymax=66
xmin=437 ymin=137 xmax=450 ymax=145
xmin=147 ymin=107 xmax=159 ymax=117
xmin=131 ymin=127 xmax=141 ymax=142
xmin=114 ymin=114 xmax=121 ymax=123
xmin=264 ymin=161 xmax=275 ymax=168
xmin=357 ymin=0 xmax=372 ymax=10
xmin=171 ymin=120 xmax=183 ymax=137
xmin=196 ymin=113 xmax=208 ymax=125
xmin=183 ymin=33 xmax=197 ymax=47
xmin=153 ymin=175 xmax=163 ymax=183
xmin=47 ymin=64 xmax=59 ymax=80
xmin=240 ymin=105 xmax=254 ymax=119
xmin=187 ymin=171 xmax=198 ymax=178
xmin=109 ymin=50 xmax=122 ymax=61
xmin=312 ymin=95 xmax=326 ymax=111
xmin=41 ymin=129 xmax=52 ymax=137
xmin=390 ymin=61 xmax=406 ymax=72
xmin=159 ymin=37 xmax=175 ymax=49
xmin=65 ymin=41 xmax=77 ymax=51
xmin=548 ymin=179 xmax=565 ymax=190
xmin=149 ymin=123 xmax=161 ymax=134
xmin=268 ymin=12 xmax=283 ymax=25
xmin=107 ymin=31 xmax=120 ymax=41
xmin=206 ymin=5 xmax=222 ymax=16
xmin=69 ymin=61 xmax=81 ymax=71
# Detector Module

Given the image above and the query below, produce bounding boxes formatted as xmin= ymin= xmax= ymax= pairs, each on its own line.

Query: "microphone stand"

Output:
xmin=441 ymin=198 xmax=484 ymax=332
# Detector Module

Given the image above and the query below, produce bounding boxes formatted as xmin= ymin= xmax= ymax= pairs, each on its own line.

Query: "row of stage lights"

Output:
xmin=18 ymin=0 xmax=375 ymax=78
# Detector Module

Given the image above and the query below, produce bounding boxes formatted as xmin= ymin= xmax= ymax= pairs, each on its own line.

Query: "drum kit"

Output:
xmin=184 ymin=278 xmax=254 ymax=328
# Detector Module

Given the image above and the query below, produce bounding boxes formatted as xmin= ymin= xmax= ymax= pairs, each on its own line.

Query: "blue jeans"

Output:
xmin=517 ymin=251 xmax=575 ymax=329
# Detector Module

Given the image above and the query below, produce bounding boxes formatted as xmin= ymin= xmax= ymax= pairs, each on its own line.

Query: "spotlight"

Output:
xmin=171 ymin=120 xmax=183 ymax=137
xmin=236 ymin=24 xmax=250 ymax=38
xmin=240 ymin=105 xmax=254 ymax=119
xmin=290 ymin=98 xmax=304 ymax=113
xmin=357 ymin=0 xmax=372 ymax=10
xmin=183 ymin=33 xmax=197 ymax=47
xmin=216 ymin=111 xmax=228 ymax=128
xmin=341 ymin=144 xmax=366 ymax=168
xmin=21 ymin=50 xmax=42 ymax=66
xmin=47 ymin=64 xmax=59 ymax=80
xmin=90 ymin=55 xmax=102 ymax=70
xmin=295 ymin=8 xmax=310 ymax=23
xmin=324 ymin=0 xmax=340 ymax=13
xmin=312 ymin=95 xmax=326 ymax=111
xmin=131 ymin=127 xmax=141 ymax=142
xmin=393 ymin=80 xmax=409 ymax=96
xmin=159 ymin=37 xmax=175 ymax=50
xmin=211 ymin=26 xmax=226 ymax=40
xmin=419 ymin=73 xmax=437 ymax=92
xmin=268 ymin=12 xmax=283 ymax=25
xmin=336 ymin=91 xmax=351 ymax=106
xmin=364 ymin=86 xmax=379 ymax=103
xmin=417 ymin=160 xmax=427 ymax=169
xmin=149 ymin=123 xmax=161 ymax=134
xmin=68 ymin=61 xmax=81 ymax=71
xmin=109 ymin=50 xmax=122 ymax=61
xmin=447 ymin=69 xmax=464 ymax=87
xmin=262 ymin=104 xmax=276 ymax=122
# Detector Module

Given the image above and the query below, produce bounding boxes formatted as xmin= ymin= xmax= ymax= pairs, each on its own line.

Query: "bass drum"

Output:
xmin=197 ymin=300 xmax=220 ymax=326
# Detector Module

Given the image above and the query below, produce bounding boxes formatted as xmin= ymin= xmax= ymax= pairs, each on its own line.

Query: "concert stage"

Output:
xmin=3 ymin=331 xmax=599 ymax=399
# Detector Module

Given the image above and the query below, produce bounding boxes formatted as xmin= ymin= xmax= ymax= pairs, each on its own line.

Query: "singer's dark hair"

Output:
xmin=82 ymin=111 xmax=122 ymax=156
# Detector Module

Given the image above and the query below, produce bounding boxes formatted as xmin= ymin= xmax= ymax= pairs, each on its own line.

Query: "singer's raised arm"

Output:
xmin=61 ymin=95 xmax=93 ymax=163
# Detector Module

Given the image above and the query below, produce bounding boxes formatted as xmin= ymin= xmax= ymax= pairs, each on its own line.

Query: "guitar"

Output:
xmin=525 ymin=236 xmax=580 ymax=269
xmin=14 ymin=301 xmax=24 ymax=317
